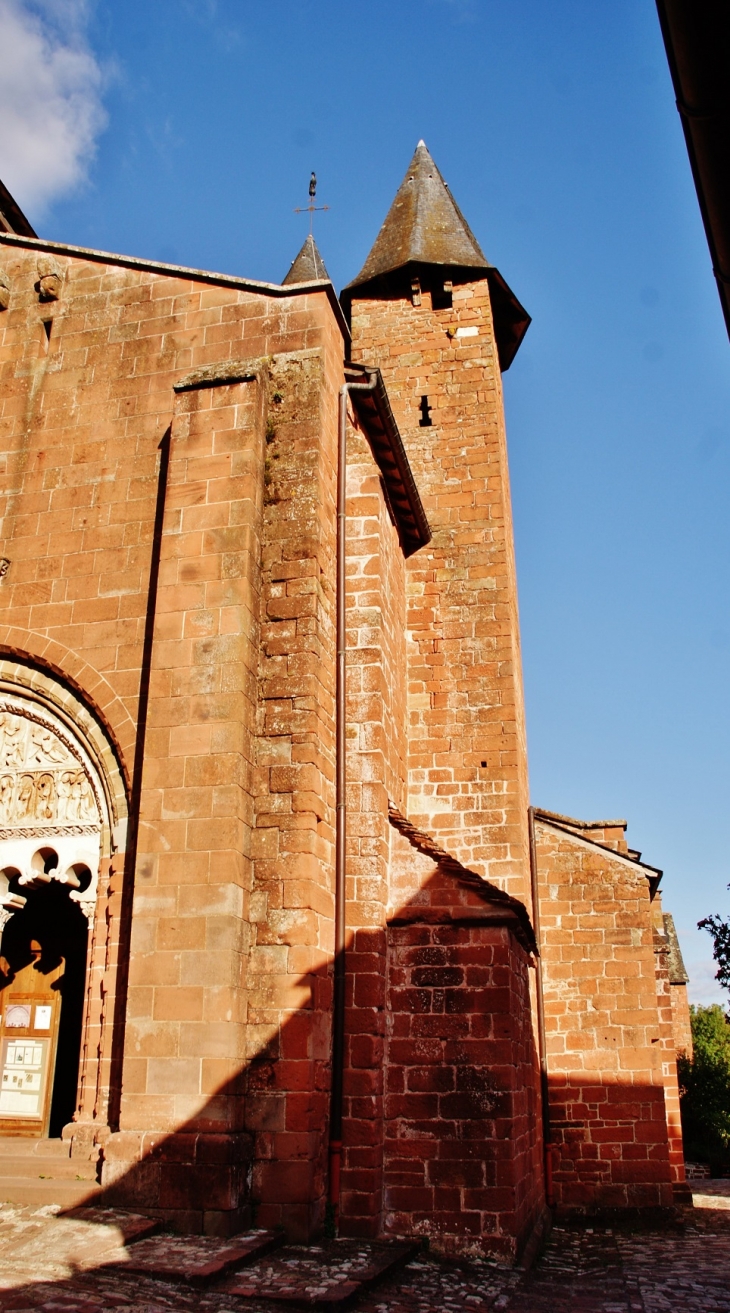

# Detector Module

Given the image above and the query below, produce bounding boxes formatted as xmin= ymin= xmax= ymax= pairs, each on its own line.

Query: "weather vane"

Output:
xmin=294 ymin=172 xmax=329 ymax=235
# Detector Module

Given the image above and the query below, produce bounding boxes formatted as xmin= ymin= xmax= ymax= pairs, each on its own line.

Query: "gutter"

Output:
xmin=655 ymin=0 xmax=730 ymax=338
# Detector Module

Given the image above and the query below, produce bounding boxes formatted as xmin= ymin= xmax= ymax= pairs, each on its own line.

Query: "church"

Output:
xmin=0 ymin=143 xmax=691 ymax=1261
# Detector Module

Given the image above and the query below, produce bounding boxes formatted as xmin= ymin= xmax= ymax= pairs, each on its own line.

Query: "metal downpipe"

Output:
xmin=328 ymin=373 xmax=377 ymax=1231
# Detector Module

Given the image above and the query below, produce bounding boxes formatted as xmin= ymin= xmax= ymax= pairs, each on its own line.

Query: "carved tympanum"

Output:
xmin=0 ymin=706 xmax=100 ymax=830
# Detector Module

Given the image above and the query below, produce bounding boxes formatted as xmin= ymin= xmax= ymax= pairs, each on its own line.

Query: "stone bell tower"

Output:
xmin=341 ymin=140 xmax=533 ymax=906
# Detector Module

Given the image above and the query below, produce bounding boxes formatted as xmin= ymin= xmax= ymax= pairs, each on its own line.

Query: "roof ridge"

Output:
xmin=533 ymin=806 xmax=627 ymax=830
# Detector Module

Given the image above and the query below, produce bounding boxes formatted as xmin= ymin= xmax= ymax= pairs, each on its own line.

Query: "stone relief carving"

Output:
xmin=0 ymin=825 xmax=98 ymax=841
xmin=0 ymin=707 xmax=100 ymax=828
xmin=0 ymin=697 xmax=105 ymax=935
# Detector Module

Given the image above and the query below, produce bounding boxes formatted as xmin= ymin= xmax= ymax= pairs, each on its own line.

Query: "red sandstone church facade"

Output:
xmin=0 ymin=145 xmax=691 ymax=1260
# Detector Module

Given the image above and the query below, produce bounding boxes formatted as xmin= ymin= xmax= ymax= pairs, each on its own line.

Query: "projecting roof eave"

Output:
xmin=655 ymin=0 xmax=730 ymax=340
xmin=340 ymin=261 xmax=531 ymax=371
xmin=534 ymin=810 xmax=663 ymax=898
xmin=345 ymin=362 xmax=431 ymax=558
xmin=0 ymin=181 xmax=37 ymax=238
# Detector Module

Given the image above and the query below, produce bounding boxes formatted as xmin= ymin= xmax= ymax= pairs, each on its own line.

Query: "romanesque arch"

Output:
xmin=0 ymin=658 xmax=129 ymax=1140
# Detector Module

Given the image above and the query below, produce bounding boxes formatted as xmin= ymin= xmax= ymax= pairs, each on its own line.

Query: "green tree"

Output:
xmin=678 ymin=1005 xmax=730 ymax=1172
xmin=699 ymin=889 xmax=730 ymax=999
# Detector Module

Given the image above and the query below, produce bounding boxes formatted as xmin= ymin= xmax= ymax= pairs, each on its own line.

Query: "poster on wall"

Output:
xmin=0 ymin=1035 xmax=50 ymax=1118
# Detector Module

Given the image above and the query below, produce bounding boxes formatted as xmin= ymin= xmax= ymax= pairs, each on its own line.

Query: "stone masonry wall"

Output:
xmin=383 ymin=845 xmax=543 ymax=1261
xmin=669 ymin=983 xmax=693 ymax=1058
xmin=0 ymin=235 xmax=345 ymax=1233
xmin=108 ymin=373 xmax=266 ymax=1230
xmin=246 ymin=342 xmax=343 ymax=1241
xmin=534 ymin=818 xmax=677 ymax=1211
xmin=338 ymin=416 xmax=408 ymax=1237
xmin=649 ymin=897 xmax=687 ymax=1187
xmin=349 ymin=280 xmax=531 ymax=908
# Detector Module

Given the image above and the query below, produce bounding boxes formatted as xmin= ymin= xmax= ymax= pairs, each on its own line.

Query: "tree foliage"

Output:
xmin=678 ymin=1005 xmax=730 ymax=1171
xmin=699 ymin=891 xmax=730 ymax=997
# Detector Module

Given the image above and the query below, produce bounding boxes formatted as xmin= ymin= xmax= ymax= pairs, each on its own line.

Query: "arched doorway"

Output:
xmin=0 ymin=884 xmax=89 ymax=1136
xmin=0 ymin=673 xmax=126 ymax=1140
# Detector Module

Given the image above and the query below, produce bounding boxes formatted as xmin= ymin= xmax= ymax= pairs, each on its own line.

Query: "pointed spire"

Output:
xmin=341 ymin=141 xmax=531 ymax=371
xmin=344 ymin=140 xmax=488 ymax=290
xmin=282 ymin=233 xmax=331 ymax=285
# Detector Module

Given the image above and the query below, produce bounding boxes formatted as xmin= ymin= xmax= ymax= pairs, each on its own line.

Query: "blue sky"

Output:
xmin=2 ymin=0 xmax=729 ymax=1002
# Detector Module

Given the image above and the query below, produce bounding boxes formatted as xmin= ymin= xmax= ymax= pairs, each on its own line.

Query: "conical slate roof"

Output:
xmin=344 ymin=141 xmax=488 ymax=288
xmin=341 ymin=141 xmax=530 ymax=370
xmin=282 ymin=233 xmax=331 ymax=285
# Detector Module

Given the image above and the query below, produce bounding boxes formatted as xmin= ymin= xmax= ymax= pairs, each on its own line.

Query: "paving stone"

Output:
xmin=223 ymin=1238 xmax=421 ymax=1307
xmin=64 ymin=1207 xmax=161 ymax=1244
xmin=2 ymin=1196 xmax=730 ymax=1312
xmin=104 ymin=1229 xmax=285 ymax=1287
xmin=0 ymin=1202 xmax=153 ymax=1286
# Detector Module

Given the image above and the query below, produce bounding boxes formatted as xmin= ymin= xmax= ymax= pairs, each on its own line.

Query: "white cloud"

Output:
xmin=0 ymin=0 xmax=106 ymax=217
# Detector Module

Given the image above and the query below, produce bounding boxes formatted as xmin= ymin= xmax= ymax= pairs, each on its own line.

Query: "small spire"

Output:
xmin=282 ymin=233 xmax=331 ymax=285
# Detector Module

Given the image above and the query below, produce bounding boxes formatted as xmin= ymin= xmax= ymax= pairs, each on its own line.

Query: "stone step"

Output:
xmin=103 ymin=1228 xmax=286 ymax=1288
xmin=222 ymin=1238 xmax=422 ymax=1308
xmin=0 ymin=1154 xmax=99 ymax=1180
xmin=0 ymin=1174 xmax=101 ymax=1208
xmin=0 ymin=1136 xmax=83 ymax=1158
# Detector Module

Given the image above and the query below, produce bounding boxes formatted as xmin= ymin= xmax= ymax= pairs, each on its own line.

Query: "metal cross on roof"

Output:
xmin=294 ymin=171 xmax=329 ymax=234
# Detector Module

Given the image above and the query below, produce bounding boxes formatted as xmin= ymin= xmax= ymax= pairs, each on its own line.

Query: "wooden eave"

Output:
xmin=345 ymin=362 xmax=431 ymax=558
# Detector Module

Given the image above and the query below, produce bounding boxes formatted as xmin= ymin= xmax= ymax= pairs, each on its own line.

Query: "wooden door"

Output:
xmin=0 ymin=946 xmax=63 ymax=1136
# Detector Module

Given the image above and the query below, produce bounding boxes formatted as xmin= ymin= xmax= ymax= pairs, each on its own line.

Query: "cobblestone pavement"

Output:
xmin=0 ymin=1184 xmax=728 ymax=1312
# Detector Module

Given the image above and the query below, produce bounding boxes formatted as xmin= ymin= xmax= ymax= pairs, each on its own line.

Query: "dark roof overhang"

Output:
xmin=655 ymin=0 xmax=730 ymax=339
xmin=345 ymin=362 xmax=431 ymax=558
xmin=0 ymin=180 xmax=36 ymax=238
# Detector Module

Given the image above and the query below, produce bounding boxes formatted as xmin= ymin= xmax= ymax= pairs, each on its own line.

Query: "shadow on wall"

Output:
xmin=0 ymin=892 xmax=684 ymax=1308
xmin=50 ymin=865 xmax=547 ymax=1263
xmin=547 ymin=1077 xmax=675 ymax=1213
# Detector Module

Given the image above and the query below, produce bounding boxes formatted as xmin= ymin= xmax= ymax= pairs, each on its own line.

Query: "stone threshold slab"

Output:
xmin=223 ymin=1237 xmax=421 ymax=1307
xmin=62 ymin=1206 xmax=162 ymax=1246
xmin=103 ymin=1227 xmax=284 ymax=1287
